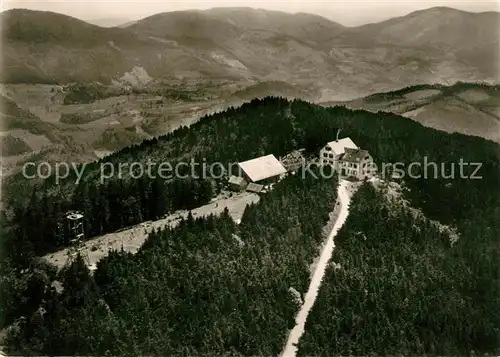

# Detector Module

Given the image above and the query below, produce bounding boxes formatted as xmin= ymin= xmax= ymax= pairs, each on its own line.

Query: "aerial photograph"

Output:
xmin=0 ymin=0 xmax=499 ymax=355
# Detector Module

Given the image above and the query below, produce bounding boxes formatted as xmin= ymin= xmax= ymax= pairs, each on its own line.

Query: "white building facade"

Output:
xmin=320 ymin=137 xmax=375 ymax=180
xmin=319 ymin=137 xmax=358 ymax=170
xmin=338 ymin=148 xmax=375 ymax=180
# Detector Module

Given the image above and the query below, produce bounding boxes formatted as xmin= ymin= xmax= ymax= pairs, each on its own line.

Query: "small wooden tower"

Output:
xmin=66 ymin=211 xmax=84 ymax=242
xmin=65 ymin=211 xmax=89 ymax=266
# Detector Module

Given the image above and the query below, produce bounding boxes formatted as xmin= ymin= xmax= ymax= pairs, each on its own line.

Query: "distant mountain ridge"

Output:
xmin=2 ymin=9 xmax=139 ymax=45
xmin=1 ymin=7 xmax=499 ymax=99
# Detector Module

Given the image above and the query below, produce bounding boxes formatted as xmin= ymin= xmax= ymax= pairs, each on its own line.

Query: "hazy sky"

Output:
xmin=2 ymin=0 xmax=499 ymax=26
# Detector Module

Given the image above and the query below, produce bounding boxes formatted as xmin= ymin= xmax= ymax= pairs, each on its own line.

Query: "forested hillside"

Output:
xmin=4 ymin=170 xmax=338 ymax=356
xmin=5 ymin=97 xmax=499 ymax=260
xmin=9 ymin=177 xmax=214 ymax=259
xmin=298 ymin=182 xmax=500 ymax=355
xmin=2 ymin=96 xmax=499 ymax=355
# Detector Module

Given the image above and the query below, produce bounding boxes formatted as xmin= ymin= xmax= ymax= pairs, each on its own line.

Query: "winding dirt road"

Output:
xmin=281 ymin=180 xmax=351 ymax=357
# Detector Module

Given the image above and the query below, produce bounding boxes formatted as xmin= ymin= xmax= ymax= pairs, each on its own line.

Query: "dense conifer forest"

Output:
xmin=1 ymin=96 xmax=499 ymax=355
xmin=4 ymin=170 xmax=338 ymax=355
xmin=297 ymin=183 xmax=499 ymax=355
xmin=5 ymin=97 xmax=499 ymax=258
xmin=7 ymin=176 xmax=214 ymax=259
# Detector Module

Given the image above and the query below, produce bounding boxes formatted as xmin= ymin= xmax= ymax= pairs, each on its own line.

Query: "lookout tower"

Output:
xmin=64 ymin=211 xmax=89 ymax=266
xmin=66 ymin=211 xmax=84 ymax=243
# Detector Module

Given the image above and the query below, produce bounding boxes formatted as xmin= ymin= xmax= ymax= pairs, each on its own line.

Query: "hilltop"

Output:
xmin=4 ymin=96 xmax=499 ymax=252
xmin=0 ymin=9 xmax=146 ymax=84
xmin=2 ymin=81 xmax=499 ymax=202
xmin=2 ymin=9 xmax=137 ymax=45
xmin=1 ymin=97 xmax=499 ymax=356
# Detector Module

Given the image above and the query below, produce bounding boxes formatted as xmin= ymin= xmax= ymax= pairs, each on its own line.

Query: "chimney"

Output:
xmin=336 ymin=128 xmax=341 ymax=142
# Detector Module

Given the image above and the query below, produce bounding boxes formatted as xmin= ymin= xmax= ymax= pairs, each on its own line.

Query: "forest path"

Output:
xmin=281 ymin=180 xmax=351 ymax=357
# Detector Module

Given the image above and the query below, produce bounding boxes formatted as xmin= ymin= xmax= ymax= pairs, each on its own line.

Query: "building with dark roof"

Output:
xmin=246 ymin=182 xmax=264 ymax=193
xmin=342 ymin=148 xmax=369 ymax=163
xmin=319 ymin=137 xmax=358 ymax=168
xmin=280 ymin=149 xmax=306 ymax=172
xmin=338 ymin=148 xmax=374 ymax=180
xmin=320 ymin=137 xmax=375 ymax=180
xmin=228 ymin=175 xmax=248 ymax=191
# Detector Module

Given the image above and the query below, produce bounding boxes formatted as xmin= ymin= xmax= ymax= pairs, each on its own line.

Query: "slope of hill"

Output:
xmin=2 ymin=97 xmax=499 ymax=356
xmin=2 ymin=9 xmax=138 ymax=45
xmin=0 ymin=93 xmax=98 ymax=172
xmin=231 ymin=80 xmax=318 ymax=100
xmin=1 ymin=7 xmax=498 ymax=98
xmin=126 ymin=7 xmax=345 ymax=46
xmin=5 ymin=96 xmax=500 ymax=254
xmin=297 ymin=179 xmax=499 ymax=356
xmin=201 ymin=7 xmax=345 ymax=45
xmin=1 ymin=9 xmax=146 ymax=83
xmin=127 ymin=9 xmax=240 ymax=42
xmin=0 ymin=134 xmax=32 ymax=156
xmin=320 ymin=83 xmax=500 ymax=142
xmin=353 ymin=7 xmax=498 ymax=48
xmin=332 ymin=7 xmax=499 ymax=78
xmin=1 ymin=94 xmax=76 ymax=150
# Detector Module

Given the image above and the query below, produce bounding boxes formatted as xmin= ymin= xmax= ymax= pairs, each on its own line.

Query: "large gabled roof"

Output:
xmin=324 ymin=137 xmax=358 ymax=156
xmin=238 ymin=154 xmax=287 ymax=182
